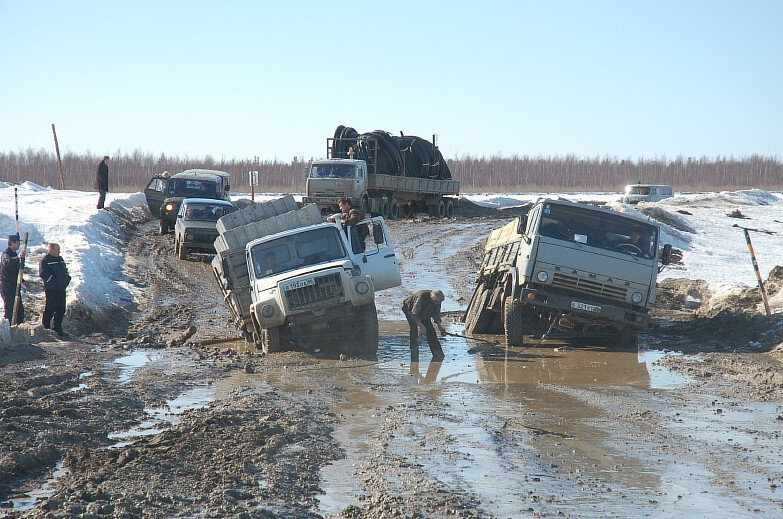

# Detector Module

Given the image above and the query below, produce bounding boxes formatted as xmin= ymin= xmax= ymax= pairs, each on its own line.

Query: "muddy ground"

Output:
xmin=1 ymin=208 xmax=783 ymax=518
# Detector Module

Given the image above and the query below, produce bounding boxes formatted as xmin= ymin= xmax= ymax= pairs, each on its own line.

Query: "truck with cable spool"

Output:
xmin=463 ymin=198 xmax=672 ymax=349
xmin=303 ymin=125 xmax=460 ymax=219
xmin=212 ymin=195 xmax=401 ymax=355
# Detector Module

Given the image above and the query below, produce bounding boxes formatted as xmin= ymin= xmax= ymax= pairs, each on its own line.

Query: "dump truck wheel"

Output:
xmin=261 ymin=326 xmax=282 ymax=354
xmin=350 ymin=303 xmax=379 ymax=356
xmin=464 ymin=283 xmax=493 ymax=334
xmin=617 ymin=327 xmax=638 ymax=351
xmin=503 ymin=296 xmax=524 ymax=347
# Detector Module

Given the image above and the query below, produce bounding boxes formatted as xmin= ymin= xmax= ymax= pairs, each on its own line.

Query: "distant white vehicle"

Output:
xmin=622 ymin=183 xmax=674 ymax=204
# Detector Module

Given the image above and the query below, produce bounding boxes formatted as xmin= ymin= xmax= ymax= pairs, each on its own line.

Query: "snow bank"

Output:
xmin=0 ymin=183 xmax=148 ymax=338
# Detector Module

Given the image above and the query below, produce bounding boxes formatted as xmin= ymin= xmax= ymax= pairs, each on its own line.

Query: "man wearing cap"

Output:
xmin=1 ymin=234 xmax=26 ymax=324
xmin=402 ymin=289 xmax=446 ymax=361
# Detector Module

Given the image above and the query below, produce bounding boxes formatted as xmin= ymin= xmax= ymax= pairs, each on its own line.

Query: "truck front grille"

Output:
xmin=285 ymin=273 xmax=344 ymax=310
xmin=552 ymin=272 xmax=627 ymax=302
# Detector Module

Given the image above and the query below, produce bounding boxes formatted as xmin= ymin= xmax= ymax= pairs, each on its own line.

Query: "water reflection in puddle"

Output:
xmin=113 ymin=350 xmax=158 ymax=383
xmin=108 ymin=386 xmax=214 ymax=446
xmin=11 ymin=461 xmax=67 ymax=511
xmin=316 ymin=321 xmax=700 ymax=517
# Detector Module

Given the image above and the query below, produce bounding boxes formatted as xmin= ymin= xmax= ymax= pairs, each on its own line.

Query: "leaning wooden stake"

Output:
xmin=51 ymin=123 xmax=67 ymax=189
xmin=742 ymin=227 xmax=771 ymax=317
xmin=11 ymin=232 xmax=29 ymax=325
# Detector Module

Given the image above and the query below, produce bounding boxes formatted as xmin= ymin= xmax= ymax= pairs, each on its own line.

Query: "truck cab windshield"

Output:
xmin=537 ymin=203 xmax=658 ymax=259
xmin=183 ymin=203 xmax=234 ymax=222
xmin=251 ymin=227 xmax=348 ymax=278
xmin=310 ymin=164 xmax=357 ymax=179
xmin=168 ymin=179 xmax=218 ymax=197
xmin=626 ymin=185 xmax=651 ymax=195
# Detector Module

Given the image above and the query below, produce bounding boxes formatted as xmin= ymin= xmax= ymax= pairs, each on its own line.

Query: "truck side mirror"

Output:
xmin=660 ymin=244 xmax=672 ymax=265
xmin=373 ymin=224 xmax=385 ymax=245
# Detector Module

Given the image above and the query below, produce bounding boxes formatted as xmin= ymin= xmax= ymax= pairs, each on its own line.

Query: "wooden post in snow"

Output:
xmin=51 ymin=124 xmax=66 ymax=189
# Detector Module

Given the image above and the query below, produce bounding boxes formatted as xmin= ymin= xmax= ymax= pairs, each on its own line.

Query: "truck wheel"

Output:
xmin=261 ymin=326 xmax=282 ymax=354
xmin=360 ymin=196 xmax=369 ymax=216
xmin=159 ymin=220 xmax=169 ymax=235
xmin=434 ymin=199 xmax=446 ymax=218
xmin=388 ymin=198 xmax=399 ymax=220
xmin=617 ymin=327 xmax=638 ymax=351
xmin=177 ymin=237 xmax=187 ymax=260
xmin=503 ymin=296 xmax=524 ymax=347
xmin=464 ymin=283 xmax=493 ymax=335
xmin=445 ymin=199 xmax=454 ymax=218
xmin=351 ymin=303 xmax=379 ymax=356
xmin=380 ymin=198 xmax=390 ymax=220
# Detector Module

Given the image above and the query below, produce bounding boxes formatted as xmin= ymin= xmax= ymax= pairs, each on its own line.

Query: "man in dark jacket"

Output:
xmin=1 ymin=234 xmax=25 ymax=324
xmin=402 ymin=289 xmax=446 ymax=361
xmin=39 ymin=242 xmax=71 ymax=337
xmin=96 ymin=156 xmax=110 ymax=209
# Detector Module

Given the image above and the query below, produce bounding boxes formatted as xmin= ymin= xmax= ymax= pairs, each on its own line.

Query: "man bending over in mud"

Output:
xmin=402 ymin=290 xmax=446 ymax=361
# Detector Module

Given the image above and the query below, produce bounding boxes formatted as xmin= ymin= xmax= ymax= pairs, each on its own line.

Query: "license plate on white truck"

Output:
xmin=284 ymin=278 xmax=315 ymax=291
xmin=570 ymin=301 xmax=601 ymax=313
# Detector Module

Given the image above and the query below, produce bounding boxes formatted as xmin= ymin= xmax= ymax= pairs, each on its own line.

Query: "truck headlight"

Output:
xmin=165 ymin=203 xmax=174 ymax=211
xmin=355 ymin=281 xmax=370 ymax=294
xmin=631 ymin=292 xmax=643 ymax=304
xmin=261 ymin=304 xmax=276 ymax=318
xmin=536 ymin=271 xmax=549 ymax=282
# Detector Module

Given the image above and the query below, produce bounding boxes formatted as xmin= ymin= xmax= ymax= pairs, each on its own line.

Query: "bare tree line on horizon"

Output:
xmin=1 ymin=148 xmax=782 ymax=194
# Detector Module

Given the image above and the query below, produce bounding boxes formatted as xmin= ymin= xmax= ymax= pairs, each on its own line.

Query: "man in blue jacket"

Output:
xmin=39 ymin=242 xmax=71 ymax=337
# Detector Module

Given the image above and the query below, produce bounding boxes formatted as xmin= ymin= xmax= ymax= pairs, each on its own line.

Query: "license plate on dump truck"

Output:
xmin=570 ymin=301 xmax=601 ymax=313
xmin=284 ymin=278 xmax=315 ymax=291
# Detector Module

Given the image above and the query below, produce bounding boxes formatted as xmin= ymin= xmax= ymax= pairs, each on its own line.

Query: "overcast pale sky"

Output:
xmin=1 ymin=1 xmax=781 ymax=162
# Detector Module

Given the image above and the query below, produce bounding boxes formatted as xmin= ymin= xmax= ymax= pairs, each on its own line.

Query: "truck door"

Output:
xmin=144 ymin=175 xmax=168 ymax=217
xmin=348 ymin=217 xmax=402 ymax=290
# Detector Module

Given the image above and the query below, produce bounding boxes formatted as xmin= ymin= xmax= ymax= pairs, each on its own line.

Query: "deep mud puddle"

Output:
xmin=308 ymin=321 xmax=753 ymax=518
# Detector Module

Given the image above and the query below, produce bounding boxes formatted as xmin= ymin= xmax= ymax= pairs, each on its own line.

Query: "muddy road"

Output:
xmin=1 ymin=213 xmax=783 ymax=518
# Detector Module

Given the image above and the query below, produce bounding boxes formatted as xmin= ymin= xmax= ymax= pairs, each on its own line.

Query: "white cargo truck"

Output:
xmin=212 ymin=196 xmax=401 ymax=355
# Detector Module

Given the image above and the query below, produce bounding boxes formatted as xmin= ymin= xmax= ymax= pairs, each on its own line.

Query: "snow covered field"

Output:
xmin=2 ymin=182 xmax=782 ymax=340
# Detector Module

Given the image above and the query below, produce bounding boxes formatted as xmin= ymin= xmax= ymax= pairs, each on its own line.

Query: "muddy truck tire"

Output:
xmin=617 ymin=327 xmax=639 ymax=351
xmin=350 ymin=303 xmax=379 ymax=357
xmin=503 ymin=296 xmax=524 ymax=347
xmin=259 ymin=326 xmax=282 ymax=354
xmin=464 ymin=282 xmax=494 ymax=335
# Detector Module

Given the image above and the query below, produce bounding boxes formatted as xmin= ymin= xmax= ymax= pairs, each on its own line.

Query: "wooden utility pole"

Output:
xmin=51 ymin=124 xmax=66 ymax=189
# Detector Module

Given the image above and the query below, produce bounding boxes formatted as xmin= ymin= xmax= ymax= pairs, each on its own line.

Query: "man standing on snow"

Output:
xmin=1 ymin=234 xmax=25 ymax=324
xmin=39 ymin=242 xmax=71 ymax=337
xmin=96 ymin=155 xmax=110 ymax=209
xmin=402 ymin=289 xmax=447 ymax=361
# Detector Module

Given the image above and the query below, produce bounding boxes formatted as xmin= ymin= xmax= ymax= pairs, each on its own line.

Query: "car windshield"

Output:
xmin=537 ymin=203 xmax=658 ymax=259
xmin=168 ymin=179 xmax=218 ymax=197
xmin=250 ymin=227 xmax=348 ymax=278
xmin=183 ymin=203 xmax=234 ymax=222
xmin=626 ymin=185 xmax=651 ymax=195
xmin=309 ymin=164 xmax=356 ymax=179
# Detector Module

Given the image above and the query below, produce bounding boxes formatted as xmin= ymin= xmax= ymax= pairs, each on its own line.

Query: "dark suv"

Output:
xmin=144 ymin=169 xmax=231 ymax=234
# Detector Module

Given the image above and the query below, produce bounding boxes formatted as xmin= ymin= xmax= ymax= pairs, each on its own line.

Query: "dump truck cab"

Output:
xmin=464 ymin=199 xmax=671 ymax=349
